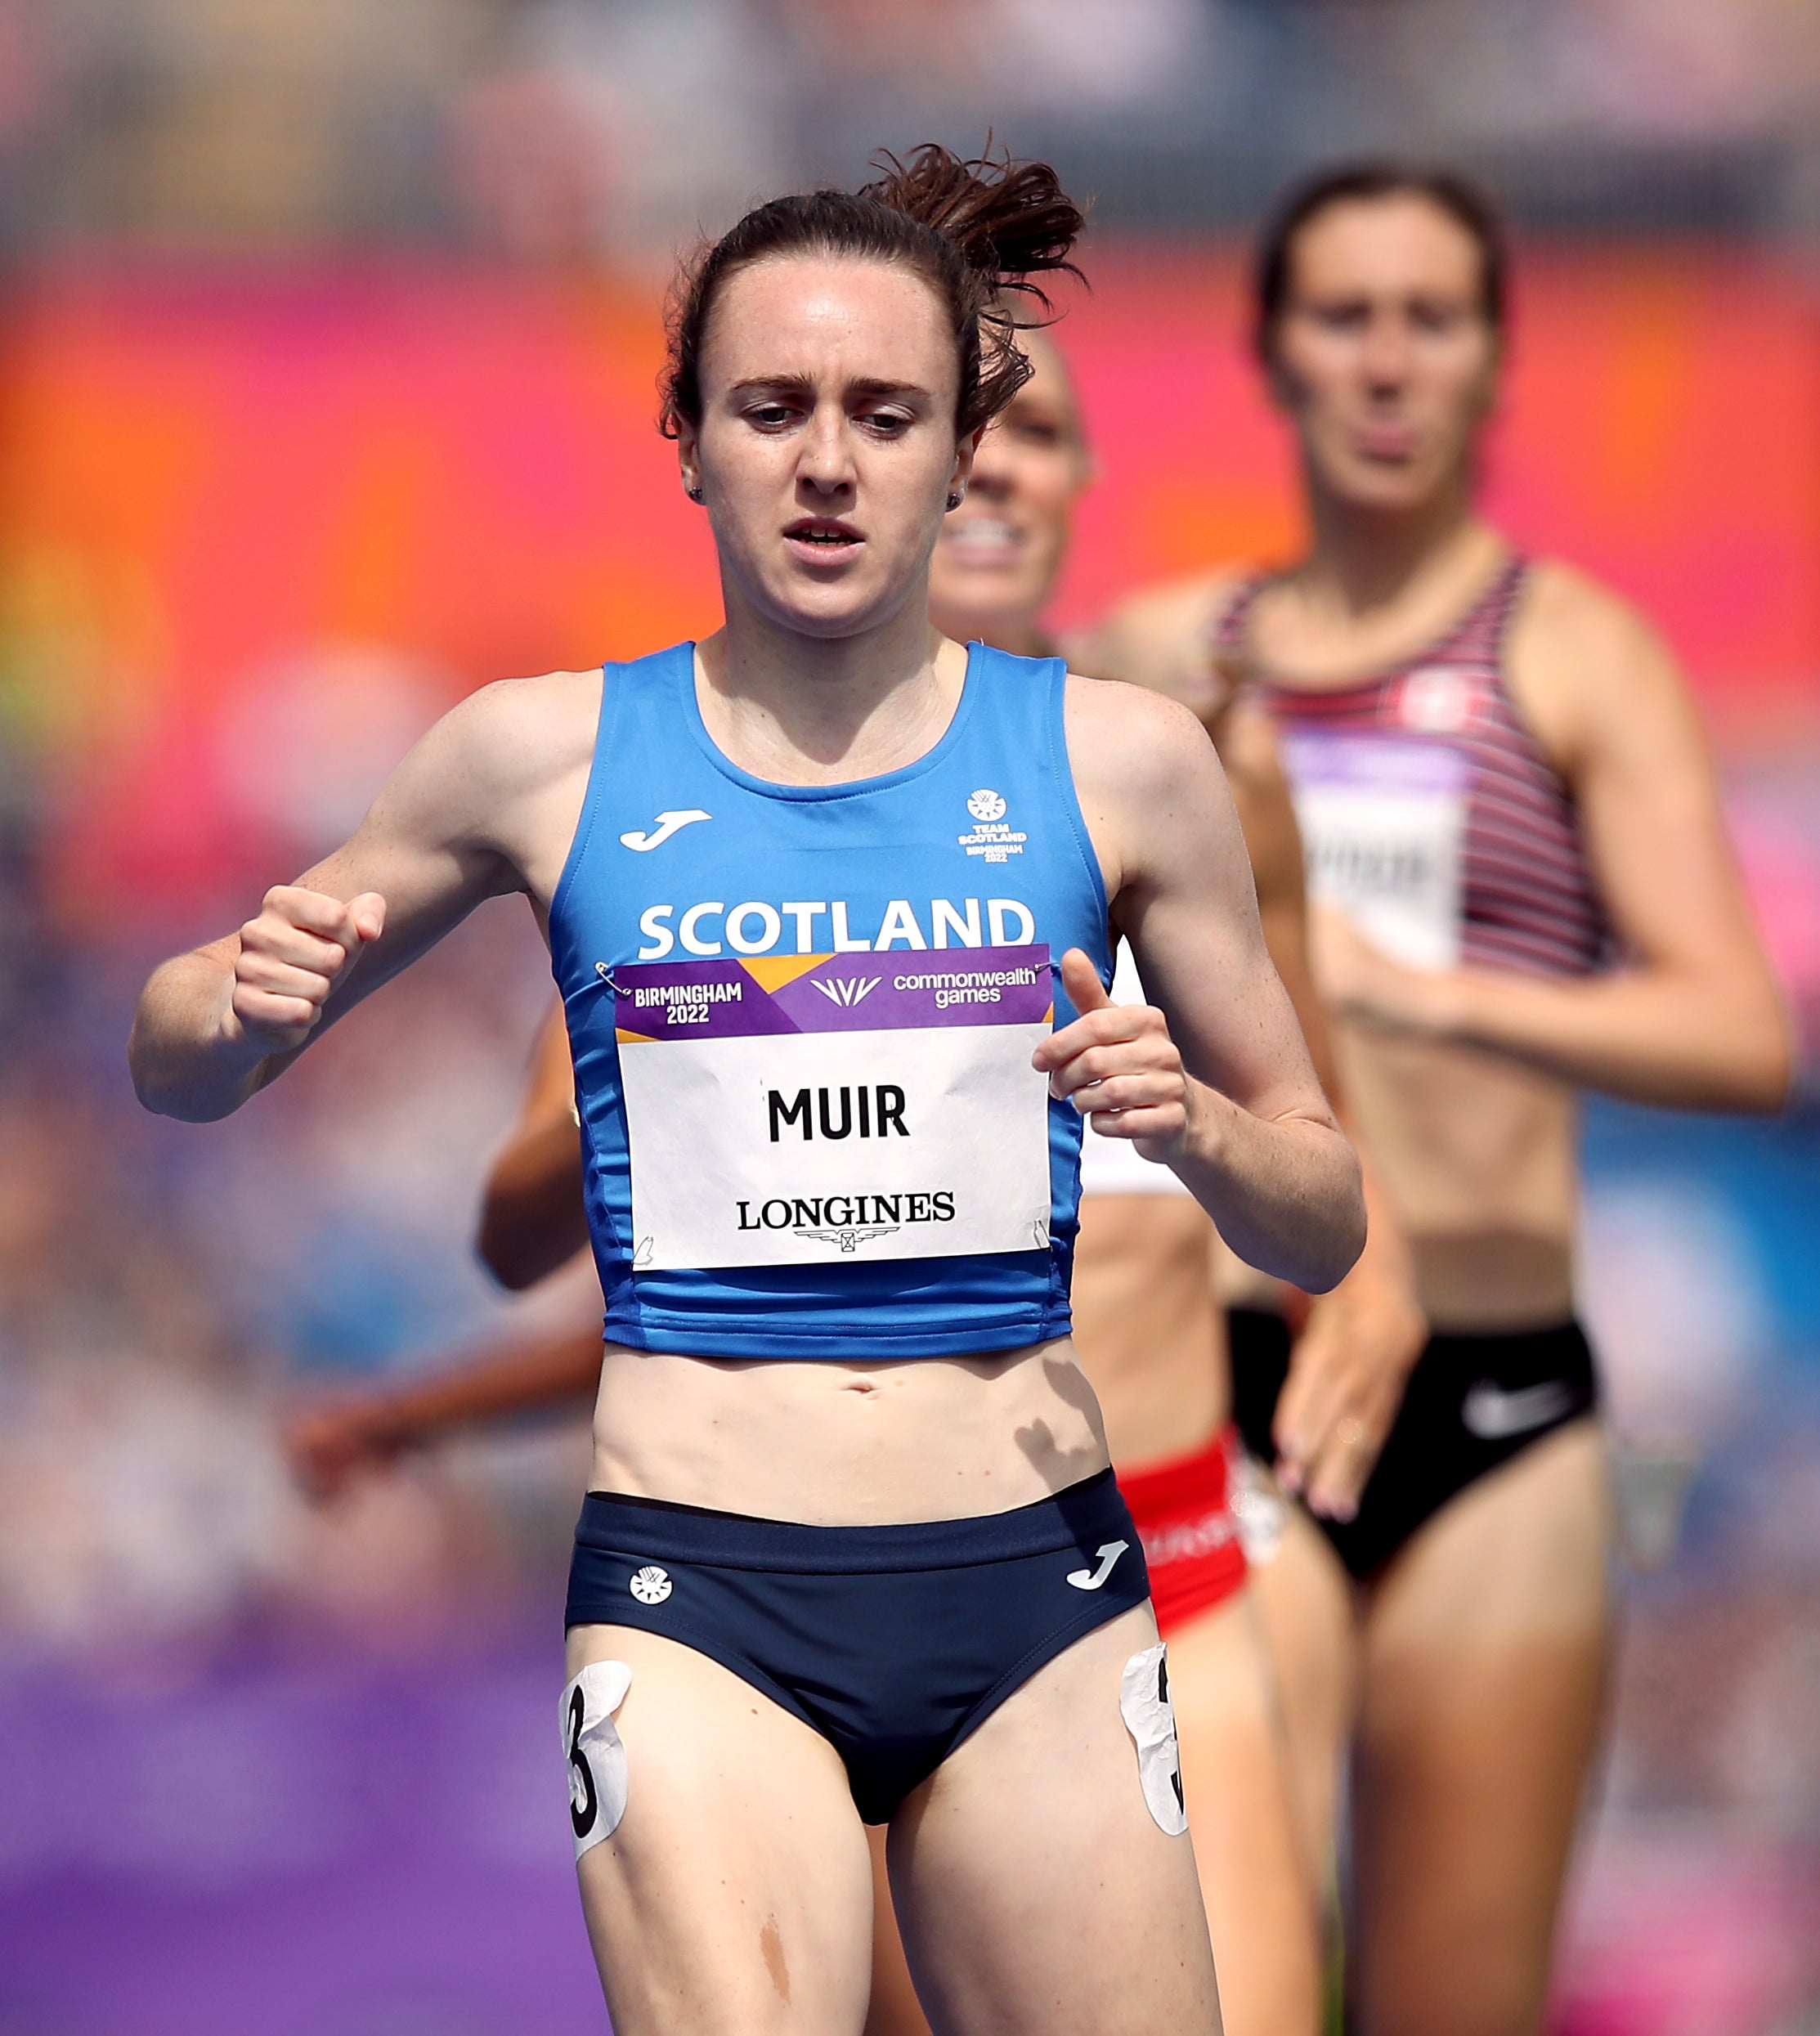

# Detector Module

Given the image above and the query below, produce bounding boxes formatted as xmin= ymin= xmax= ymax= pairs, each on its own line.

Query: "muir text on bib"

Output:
xmin=1282 ymin=732 xmax=1468 ymax=974
xmin=612 ymin=945 xmax=1055 ymax=1271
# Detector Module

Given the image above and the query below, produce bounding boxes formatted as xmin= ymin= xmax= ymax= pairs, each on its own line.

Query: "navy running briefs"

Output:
xmin=565 ymin=1468 xmax=1150 ymax=1824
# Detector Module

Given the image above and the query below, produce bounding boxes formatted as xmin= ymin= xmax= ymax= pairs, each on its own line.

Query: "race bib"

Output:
xmin=1281 ymin=732 xmax=1469 ymax=973
xmin=612 ymin=945 xmax=1055 ymax=1271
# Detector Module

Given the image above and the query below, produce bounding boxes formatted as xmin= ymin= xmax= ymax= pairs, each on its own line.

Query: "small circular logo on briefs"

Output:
xmin=629 ymin=1565 xmax=673 ymax=1604
xmin=967 ymin=787 xmax=1007 ymax=822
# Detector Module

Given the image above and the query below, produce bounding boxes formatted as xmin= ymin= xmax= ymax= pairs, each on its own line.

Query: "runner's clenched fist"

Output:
xmin=1033 ymin=946 xmax=1195 ymax=1163
xmin=232 ymin=886 xmax=386 ymax=1052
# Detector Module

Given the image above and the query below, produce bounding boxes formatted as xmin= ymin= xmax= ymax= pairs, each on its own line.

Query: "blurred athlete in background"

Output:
xmin=1089 ymin=162 xmax=1791 ymax=2036
xmin=292 ymin=320 xmax=1423 ymax=2036
xmin=285 ymin=1007 xmax=595 ymax=1500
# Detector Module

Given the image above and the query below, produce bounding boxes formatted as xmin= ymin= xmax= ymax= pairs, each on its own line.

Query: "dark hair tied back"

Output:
xmin=660 ymin=143 xmax=1087 ymax=442
xmin=1254 ymin=160 xmax=1508 ymax=363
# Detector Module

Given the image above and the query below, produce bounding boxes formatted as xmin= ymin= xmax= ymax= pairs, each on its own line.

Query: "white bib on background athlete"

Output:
xmin=1281 ymin=729 xmax=1468 ymax=973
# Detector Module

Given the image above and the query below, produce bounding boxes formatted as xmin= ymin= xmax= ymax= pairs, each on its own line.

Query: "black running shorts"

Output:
xmin=1229 ymin=1310 xmax=1599 ymax=1581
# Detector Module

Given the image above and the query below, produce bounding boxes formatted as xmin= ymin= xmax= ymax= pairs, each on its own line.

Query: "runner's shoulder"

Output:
xmin=1063 ymin=673 xmax=1220 ymax=798
xmin=1073 ymin=567 xmax=1249 ymax=669
xmin=422 ymin=668 xmax=604 ymax=795
xmin=1511 ymin=558 xmax=1687 ymax=761
xmin=1517 ymin=558 xmax=1676 ymax=675
xmin=1069 ymin=565 xmax=1253 ymax=719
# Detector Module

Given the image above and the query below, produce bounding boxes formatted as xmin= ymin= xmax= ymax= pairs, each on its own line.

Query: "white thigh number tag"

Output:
xmin=562 ymin=1660 xmax=631 ymax=1860
xmin=1121 ymin=1644 xmax=1188 ymax=1836
xmin=1282 ymin=732 xmax=1469 ymax=973
xmin=612 ymin=946 xmax=1054 ymax=1271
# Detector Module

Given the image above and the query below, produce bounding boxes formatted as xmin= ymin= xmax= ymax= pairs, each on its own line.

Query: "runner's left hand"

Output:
xmin=1033 ymin=948 xmax=1194 ymax=1164
xmin=1308 ymin=903 xmax=1459 ymax=1038
xmin=1273 ymin=1263 xmax=1427 ymax=1521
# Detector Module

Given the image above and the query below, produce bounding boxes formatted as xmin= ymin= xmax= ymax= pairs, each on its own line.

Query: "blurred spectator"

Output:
xmin=451 ymin=0 xmax=789 ymax=260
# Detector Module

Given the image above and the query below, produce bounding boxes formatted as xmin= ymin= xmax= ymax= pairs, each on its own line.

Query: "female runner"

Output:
xmin=289 ymin=317 xmax=1424 ymax=2036
xmin=289 ymin=313 xmax=1424 ymax=2036
xmin=1089 ymin=162 xmax=1790 ymax=2036
xmin=131 ymin=147 xmax=1365 ymax=2035
xmin=909 ymin=324 xmax=1423 ymax=2036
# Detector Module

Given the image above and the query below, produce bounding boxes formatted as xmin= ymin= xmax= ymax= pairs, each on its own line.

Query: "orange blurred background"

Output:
xmin=6 ymin=248 xmax=1814 ymax=938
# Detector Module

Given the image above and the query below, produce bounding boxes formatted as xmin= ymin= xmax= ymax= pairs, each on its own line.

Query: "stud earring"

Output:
xmin=946 ymin=490 xmax=964 ymax=510
xmin=684 ymin=481 xmax=705 ymax=503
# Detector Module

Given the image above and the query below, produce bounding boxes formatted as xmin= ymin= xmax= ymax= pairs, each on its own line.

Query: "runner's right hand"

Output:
xmin=232 ymin=886 xmax=386 ymax=1052
xmin=1274 ymin=1267 xmax=1426 ymax=1521
xmin=1035 ymin=948 xmax=1193 ymax=1163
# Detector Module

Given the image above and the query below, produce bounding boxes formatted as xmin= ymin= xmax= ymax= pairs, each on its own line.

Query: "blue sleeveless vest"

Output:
xmin=547 ymin=641 xmax=1112 ymax=1361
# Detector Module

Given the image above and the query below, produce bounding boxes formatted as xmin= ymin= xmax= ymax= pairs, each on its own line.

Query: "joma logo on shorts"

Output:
xmin=767 ymin=1085 xmax=908 ymax=1141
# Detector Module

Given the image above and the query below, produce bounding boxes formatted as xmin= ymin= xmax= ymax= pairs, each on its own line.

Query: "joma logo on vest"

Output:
xmin=767 ymin=1085 xmax=908 ymax=1142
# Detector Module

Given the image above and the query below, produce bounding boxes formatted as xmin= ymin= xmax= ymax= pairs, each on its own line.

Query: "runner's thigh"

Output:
xmin=865 ymin=1819 xmax=933 ymax=2036
xmin=1168 ymin=1590 xmax=1323 ymax=2036
xmin=888 ymin=1605 xmax=1222 ymax=2036
xmin=566 ymin=1624 xmax=876 ymax=2036
xmin=1349 ymin=1421 xmax=1612 ymax=2036
xmin=1244 ymin=1491 xmax=1358 ymax=1872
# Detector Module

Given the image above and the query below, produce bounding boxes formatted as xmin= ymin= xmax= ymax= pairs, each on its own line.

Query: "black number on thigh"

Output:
xmin=567 ymin=1681 xmax=598 ymax=1841
xmin=1155 ymin=1653 xmax=1184 ymax=1815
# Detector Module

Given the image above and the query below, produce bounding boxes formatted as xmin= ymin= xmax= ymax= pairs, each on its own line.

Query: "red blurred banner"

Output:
xmin=0 ymin=248 xmax=1813 ymax=924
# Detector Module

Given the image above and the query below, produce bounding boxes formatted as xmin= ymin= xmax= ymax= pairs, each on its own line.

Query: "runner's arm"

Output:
xmin=129 ymin=673 xmax=595 ymax=1121
xmin=1311 ymin=577 xmax=1792 ymax=1111
xmin=1069 ymin=572 xmax=1239 ymax=727
xmin=287 ymin=1317 xmax=605 ymax=1500
xmin=1045 ymin=680 xmax=1365 ymax=1294
xmin=1217 ymin=698 xmax=1426 ymax=1518
xmin=477 ymin=1001 xmax=592 ymax=1289
xmin=1088 ymin=600 xmax=1426 ymax=1505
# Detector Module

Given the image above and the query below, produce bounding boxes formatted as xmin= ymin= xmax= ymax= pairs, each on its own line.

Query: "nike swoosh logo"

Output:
xmin=619 ymin=809 xmax=711 ymax=852
xmin=1066 ymin=1540 xmax=1129 ymax=1590
xmin=1461 ymin=1379 xmax=1577 ymax=1441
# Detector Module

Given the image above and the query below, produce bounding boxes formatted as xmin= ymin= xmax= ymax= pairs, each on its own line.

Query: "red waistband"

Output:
xmin=1117 ymin=1423 xmax=1237 ymax=1528
xmin=1117 ymin=1423 xmax=1245 ymax=1632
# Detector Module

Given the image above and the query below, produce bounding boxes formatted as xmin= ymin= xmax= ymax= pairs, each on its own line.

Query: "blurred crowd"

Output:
xmin=0 ymin=0 xmax=1815 ymax=258
xmin=0 ymin=893 xmax=589 ymax=1657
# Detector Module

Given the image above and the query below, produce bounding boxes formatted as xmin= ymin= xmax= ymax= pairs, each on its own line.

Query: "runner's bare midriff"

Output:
xmin=1069 ymin=1194 xmax=1229 ymax=1469
xmin=589 ymin=1334 xmax=1112 ymax=1524
xmin=1343 ymin=1027 xmax=1578 ymax=1329
xmin=1225 ymin=1026 xmax=1578 ymax=1332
